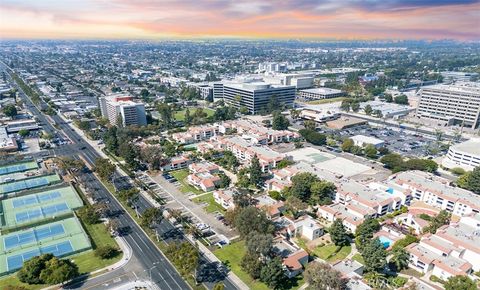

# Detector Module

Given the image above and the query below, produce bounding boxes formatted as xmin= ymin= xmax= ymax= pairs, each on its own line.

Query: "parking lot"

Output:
xmin=319 ymin=124 xmax=449 ymax=158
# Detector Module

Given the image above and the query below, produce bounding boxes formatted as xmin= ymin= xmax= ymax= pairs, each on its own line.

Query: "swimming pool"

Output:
xmin=378 ymin=236 xmax=393 ymax=248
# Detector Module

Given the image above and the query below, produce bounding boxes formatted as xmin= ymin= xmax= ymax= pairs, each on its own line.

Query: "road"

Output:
xmin=2 ymin=63 xmax=238 ymax=290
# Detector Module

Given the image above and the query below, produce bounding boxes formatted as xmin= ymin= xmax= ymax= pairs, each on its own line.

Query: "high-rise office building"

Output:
xmin=416 ymin=82 xmax=480 ymax=129
xmin=99 ymin=95 xmax=147 ymax=127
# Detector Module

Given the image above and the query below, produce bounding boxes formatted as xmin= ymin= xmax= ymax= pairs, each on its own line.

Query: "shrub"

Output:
xmin=450 ymin=167 xmax=466 ymax=176
xmin=430 ymin=275 xmax=445 ymax=284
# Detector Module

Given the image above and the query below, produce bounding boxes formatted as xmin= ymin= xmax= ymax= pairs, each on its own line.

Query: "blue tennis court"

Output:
xmin=6 ymin=241 xmax=73 ymax=271
xmin=12 ymin=191 xmax=62 ymax=209
xmin=0 ymin=162 xmax=37 ymax=176
xmin=4 ymin=224 xmax=65 ymax=250
xmin=14 ymin=202 xmax=70 ymax=223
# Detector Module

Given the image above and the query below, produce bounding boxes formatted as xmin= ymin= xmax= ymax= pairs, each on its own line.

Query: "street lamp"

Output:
xmin=144 ymin=262 xmax=160 ymax=281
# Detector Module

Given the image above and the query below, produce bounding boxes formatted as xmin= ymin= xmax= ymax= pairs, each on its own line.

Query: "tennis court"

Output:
xmin=0 ymin=161 xmax=38 ymax=176
xmin=0 ymin=174 xmax=61 ymax=195
xmin=1 ymin=186 xmax=83 ymax=230
xmin=0 ymin=217 xmax=92 ymax=274
xmin=289 ymin=147 xmax=336 ymax=164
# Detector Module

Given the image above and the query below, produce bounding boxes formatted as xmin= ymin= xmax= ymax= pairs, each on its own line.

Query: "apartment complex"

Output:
xmin=99 ymin=95 xmax=147 ymax=126
xmin=298 ymin=88 xmax=344 ymax=100
xmin=442 ymin=138 xmax=480 ymax=171
xmin=390 ymin=171 xmax=480 ymax=216
xmin=406 ymin=214 xmax=480 ymax=280
xmin=416 ymin=82 xmax=480 ymax=129
xmin=218 ymin=119 xmax=299 ymax=145
xmin=216 ymin=80 xmax=295 ymax=114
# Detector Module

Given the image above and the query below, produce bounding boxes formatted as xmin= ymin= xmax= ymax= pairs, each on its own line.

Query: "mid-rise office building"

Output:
xmin=299 ymin=88 xmax=344 ymax=100
xmin=99 ymin=95 xmax=147 ymax=127
xmin=441 ymin=71 xmax=478 ymax=83
xmin=220 ymin=81 xmax=295 ymax=114
xmin=442 ymin=138 xmax=480 ymax=171
xmin=416 ymin=82 xmax=480 ymax=129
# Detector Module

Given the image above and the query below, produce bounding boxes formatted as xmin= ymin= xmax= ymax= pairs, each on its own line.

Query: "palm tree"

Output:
xmin=364 ymin=271 xmax=387 ymax=289
xmin=391 ymin=248 xmax=409 ymax=271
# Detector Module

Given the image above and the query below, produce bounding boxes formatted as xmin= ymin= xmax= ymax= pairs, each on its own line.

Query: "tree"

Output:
xmin=364 ymin=104 xmax=373 ymax=115
xmin=285 ymin=172 xmax=318 ymax=202
xmin=272 ymin=112 xmax=290 ymax=130
xmin=361 ymin=238 xmax=387 ymax=272
xmin=391 ymin=248 xmax=409 ymax=271
xmin=164 ymin=242 xmax=199 ymax=276
xmin=246 ymin=233 xmax=273 ymax=258
xmin=18 ymin=129 xmax=29 ymax=138
xmin=240 ymin=252 xmax=263 ymax=279
xmin=424 ymin=210 xmax=450 ymax=234
xmin=260 ymin=257 xmax=286 ymax=289
xmin=299 ymin=129 xmax=326 ymax=146
xmin=285 ymin=195 xmax=307 ymax=218
xmin=2 ymin=104 xmax=17 ymax=118
xmin=77 ymin=205 xmax=99 ymax=224
xmin=217 ymin=172 xmax=231 ymax=188
xmin=95 ymin=245 xmax=119 ymax=259
xmin=364 ymin=144 xmax=378 ymax=158
xmin=141 ymin=207 xmax=162 ymax=228
xmin=304 ymin=120 xmax=316 ymax=131
xmin=39 ymin=257 xmax=79 ymax=285
xmin=444 ymin=275 xmax=476 ymax=290
xmin=329 ymin=219 xmax=349 ymax=247
xmin=384 ymin=94 xmax=393 ymax=103
xmin=234 ymin=206 xmax=274 ymax=238
xmin=212 ymin=282 xmax=225 ymax=290
xmin=466 ymin=166 xmax=480 ymax=194
xmin=290 ymin=109 xmax=300 ymax=120
xmin=394 ymin=95 xmax=409 ymax=105
xmin=94 ymin=158 xmax=116 ymax=181
xmin=184 ymin=107 xmax=192 ymax=125
xmin=276 ymin=159 xmax=294 ymax=169
xmin=351 ymin=102 xmax=360 ymax=112
xmin=380 ymin=153 xmax=404 ymax=170
xmin=340 ymin=100 xmax=350 ymax=112
xmin=355 ymin=217 xmax=380 ymax=251
xmin=310 ymin=180 xmax=335 ymax=205
xmin=364 ymin=271 xmax=387 ymax=289
xmin=341 ymin=138 xmax=354 ymax=152
xmin=17 ymin=254 xmax=54 ymax=284
xmin=304 ymin=262 xmax=348 ymax=290
xmin=118 ymin=188 xmax=139 ymax=207
xmin=373 ymin=109 xmax=383 ymax=118
xmin=249 ymin=155 xmax=263 ymax=187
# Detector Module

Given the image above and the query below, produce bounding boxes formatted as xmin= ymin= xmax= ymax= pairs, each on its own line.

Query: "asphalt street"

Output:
xmin=2 ymin=63 xmax=237 ymax=290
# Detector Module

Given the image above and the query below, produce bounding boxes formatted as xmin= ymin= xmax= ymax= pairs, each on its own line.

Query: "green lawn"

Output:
xmin=214 ymin=241 xmax=270 ymax=290
xmin=214 ymin=241 xmax=304 ymax=290
xmin=73 ymin=221 xmax=122 ymax=274
xmin=313 ymin=245 xmax=351 ymax=262
xmin=192 ymin=193 xmax=225 ymax=213
xmin=170 ymin=169 xmax=204 ymax=195
xmin=174 ymin=108 xmax=215 ymax=121
xmin=352 ymin=253 xmax=364 ymax=265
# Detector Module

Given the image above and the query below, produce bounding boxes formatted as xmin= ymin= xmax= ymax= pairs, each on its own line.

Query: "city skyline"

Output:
xmin=1 ymin=0 xmax=479 ymax=40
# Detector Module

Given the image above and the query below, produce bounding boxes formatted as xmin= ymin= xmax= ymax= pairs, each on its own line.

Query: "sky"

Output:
xmin=1 ymin=0 xmax=479 ymax=40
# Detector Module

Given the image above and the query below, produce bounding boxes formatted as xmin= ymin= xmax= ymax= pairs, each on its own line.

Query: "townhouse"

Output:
xmin=219 ymin=119 xmax=299 ymax=145
xmin=171 ymin=124 xmax=219 ymax=144
xmin=161 ymin=156 xmax=191 ymax=171
xmin=216 ymin=136 xmax=286 ymax=173
xmin=213 ymin=188 xmax=237 ymax=210
xmin=187 ymin=161 xmax=221 ymax=192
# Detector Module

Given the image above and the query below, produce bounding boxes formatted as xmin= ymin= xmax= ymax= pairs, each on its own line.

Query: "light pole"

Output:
xmin=144 ymin=262 xmax=160 ymax=281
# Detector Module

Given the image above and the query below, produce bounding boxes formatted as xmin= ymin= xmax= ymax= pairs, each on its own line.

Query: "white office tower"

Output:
xmin=416 ymin=82 xmax=480 ymax=129
xmin=99 ymin=95 xmax=147 ymax=127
